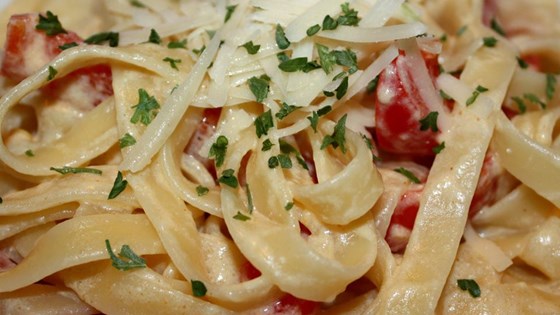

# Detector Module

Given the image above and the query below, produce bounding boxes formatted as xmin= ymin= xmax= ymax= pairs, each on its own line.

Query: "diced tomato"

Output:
xmin=374 ymin=51 xmax=442 ymax=156
xmin=520 ymin=54 xmax=543 ymax=72
xmin=240 ymin=260 xmax=262 ymax=282
xmin=1 ymin=13 xmax=113 ymax=107
xmin=385 ymin=151 xmax=502 ymax=252
xmin=482 ymin=0 xmax=499 ymax=27
xmin=185 ymin=108 xmax=222 ymax=178
xmin=273 ymin=294 xmax=320 ymax=315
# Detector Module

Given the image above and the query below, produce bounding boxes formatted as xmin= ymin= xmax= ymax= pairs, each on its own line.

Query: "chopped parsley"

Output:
xmin=148 ymin=29 xmax=161 ymax=44
xmin=254 ymin=110 xmax=274 ymax=138
xmin=332 ymin=49 xmax=358 ymax=74
xmin=306 ymin=24 xmax=321 ymax=36
xmin=275 ymin=24 xmax=290 ymax=49
xmin=285 ymin=201 xmax=294 ymax=211
xmin=523 ymin=93 xmax=546 ymax=109
xmin=50 ymin=166 xmax=102 ymax=175
xmin=279 ymin=140 xmax=308 ymax=170
xmin=440 ymin=34 xmax=448 ymax=42
xmin=336 ymin=76 xmax=349 ymax=100
xmin=277 ymin=52 xmax=290 ymax=63
xmin=218 ymin=169 xmax=238 ymax=188
xmin=517 ymin=57 xmax=529 ymax=69
xmin=366 ymin=75 xmax=380 ymax=94
xmin=191 ymin=280 xmax=208 ymax=297
xmin=119 ymin=133 xmax=137 ymax=148
xmin=322 ymin=15 xmax=338 ymax=30
xmin=248 ymin=76 xmax=270 ymax=103
xmin=245 ymin=184 xmax=254 ymax=213
xmin=321 ymin=114 xmax=348 ymax=153
xmin=457 ymin=279 xmax=481 ymax=298
xmin=58 ymin=42 xmax=78 ymax=50
xmin=196 ymin=185 xmax=209 ymax=196
xmin=337 ymin=2 xmax=360 ymax=26
xmin=163 ymin=57 xmax=181 ymax=70
xmin=36 ymin=11 xmax=67 ymax=36
xmin=233 ymin=211 xmax=250 ymax=221
xmin=105 ymin=239 xmax=146 ymax=271
xmin=456 ymin=25 xmax=467 ymax=36
xmin=268 ymin=154 xmax=292 ymax=169
xmin=419 ymin=111 xmax=439 ymax=132
xmin=84 ymin=32 xmax=119 ymax=47
xmin=224 ymin=5 xmax=237 ymax=23
xmin=25 ymin=149 xmax=34 ymax=157
xmin=47 ymin=66 xmax=57 ymax=81
xmin=433 ymin=141 xmax=446 ymax=154
xmin=546 ymin=73 xmax=556 ymax=100
xmin=193 ymin=45 xmax=205 ymax=56
xmin=276 ymin=102 xmax=300 ymax=120
xmin=167 ymin=39 xmax=187 ymax=49
xmin=208 ymin=135 xmax=228 ymax=167
xmin=466 ymin=85 xmax=489 ymax=106
xmin=130 ymin=89 xmax=160 ymax=125
xmin=317 ymin=44 xmax=337 ymax=74
xmin=490 ymin=18 xmax=506 ymax=36
xmin=439 ymin=89 xmax=452 ymax=100
xmin=278 ymin=57 xmax=309 ymax=72
xmin=108 ymin=171 xmax=128 ymax=199
xmin=242 ymin=41 xmax=261 ymax=55
xmin=511 ymin=96 xmax=527 ymax=114
xmin=394 ymin=167 xmax=421 ymax=184
xmin=262 ymin=139 xmax=274 ymax=151
xmin=129 ymin=0 xmax=146 ymax=8
xmin=307 ymin=105 xmax=332 ymax=132
xmin=482 ymin=36 xmax=497 ymax=47
xmin=317 ymin=105 xmax=333 ymax=116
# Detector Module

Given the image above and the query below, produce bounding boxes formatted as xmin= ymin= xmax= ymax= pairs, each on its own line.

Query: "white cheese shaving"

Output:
xmin=360 ymin=0 xmax=404 ymax=28
xmin=318 ymin=22 xmax=427 ymax=43
xmin=464 ymin=224 xmax=513 ymax=272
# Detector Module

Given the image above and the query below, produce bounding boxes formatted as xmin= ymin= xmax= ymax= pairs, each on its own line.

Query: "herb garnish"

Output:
xmin=163 ymin=57 xmax=181 ymax=70
xmin=59 ymin=42 xmax=78 ymax=50
xmin=516 ymin=57 xmax=529 ymax=69
xmin=50 ymin=166 xmax=102 ymax=175
xmin=233 ymin=211 xmax=250 ymax=221
xmin=546 ymin=73 xmax=556 ymax=100
xmin=394 ymin=167 xmax=421 ymax=184
xmin=268 ymin=154 xmax=292 ymax=169
xmin=262 ymin=139 xmax=274 ymax=151
xmin=25 ymin=149 xmax=35 ymax=157
xmin=85 ymin=32 xmax=119 ymax=47
xmin=119 ymin=133 xmax=137 ymax=148
xmin=367 ymin=76 xmax=380 ymax=94
xmin=511 ymin=96 xmax=527 ymax=114
xmin=225 ymin=5 xmax=237 ymax=22
xmin=276 ymin=102 xmax=300 ymax=120
xmin=254 ymin=110 xmax=274 ymax=138
xmin=105 ymin=239 xmax=146 ymax=271
xmin=307 ymin=105 xmax=332 ymax=132
xmin=482 ymin=36 xmax=497 ymax=47
xmin=306 ymin=24 xmax=321 ymax=36
xmin=433 ymin=141 xmax=446 ymax=154
xmin=285 ymin=201 xmax=294 ymax=211
xmin=191 ymin=280 xmax=208 ymax=297
xmin=36 ymin=11 xmax=67 ymax=36
xmin=196 ymin=185 xmax=209 ymax=196
xmin=129 ymin=0 xmax=146 ymax=8
xmin=278 ymin=57 xmax=309 ymax=72
xmin=275 ymin=24 xmax=290 ymax=49
xmin=148 ymin=29 xmax=161 ymax=44
xmin=242 ymin=41 xmax=261 ymax=55
xmin=336 ymin=76 xmax=349 ymax=99
xmin=108 ymin=171 xmax=128 ymax=199
xmin=419 ymin=111 xmax=439 ymax=132
xmin=523 ymin=93 xmax=546 ymax=109
xmin=168 ymin=39 xmax=187 ymax=49
xmin=490 ymin=18 xmax=506 ymax=36
xmin=47 ymin=66 xmax=57 ymax=81
xmin=466 ymin=85 xmax=489 ymax=106
xmin=457 ymin=279 xmax=481 ymax=298
xmin=456 ymin=25 xmax=467 ymax=36
xmin=338 ymin=2 xmax=360 ymax=26
xmin=321 ymin=114 xmax=348 ymax=153
xmin=245 ymin=184 xmax=254 ymax=213
xmin=209 ymin=135 xmax=228 ymax=167
xmin=130 ymin=89 xmax=160 ymax=125
xmin=219 ymin=169 xmax=238 ymax=188
xmin=248 ymin=76 xmax=270 ymax=103
xmin=322 ymin=15 xmax=338 ymax=30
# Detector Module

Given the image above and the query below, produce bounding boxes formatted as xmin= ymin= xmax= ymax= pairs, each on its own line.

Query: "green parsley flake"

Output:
xmin=233 ymin=211 xmax=251 ymax=221
xmin=193 ymin=45 xmax=206 ymax=56
xmin=433 ymin=141 xmax=446 ymax=154
xmin=262 ymin=139 xmax=274 ymax=151
xmin=338 ymin=2 xmax=360 ymax=26
xmin=208 ymin=135 xmax=228 ymax=167
xmin=84 ymin=32 xmax=119 ymax=47
xmin=336 ymin=76 xmax=349 ymax=100
xmin=245 ymin=184 xmax=254 ymax=213
xmin=466 ymin=85 xmax=489 ymax=106
xmin=277 ymin=52 xmax=290 ymax=63
xmin=546 ymin=73 xmax=557 ymax=100
xmin=456 ymin=25 xmax=467 ymax=36
xmin=105 ymin=239 xmax=146 ymax=271
xmin=268 ymin=156 xmax=279 ymax=168
xmin=242 ymin=41 xmax=261 ymax=55
xmin=196 ymin=185 xmax=209 ymax=196
xmin=419 ymin=111 xmax=439 ymax=132
xmin=318 ymin=105 xmax=332 ymax=116
xmin=394 ymin=167 xmax=421 ymax=184
xmin=130 ymin=89 xmax=160 ymax=125
xmin=439 ymin=89 xmax=452 ymax=100
xmin=457 ymin=279 xmax=481 ymax=298
xmin=25 ymin=149 xmax=34 ymax=157
xmin=50 ymin=166 xmax=102 ymax=175
xmin=276 ymin=102 xmax=300 ymax=120
xmin=285 ymin=201 xmax=294 ymax=211
xmin=321 ymin=114 xmax=348 ymax=153
xmin=317 ymin=44 xmax=337 ymax=74
xmin=440 ymin=34 xmax=448 ymax=42
xmin=168 ymin=39 xmax=187 ymax=49
xmin=148 ymin=29 xmax=161 ymax=44
xmin=58 ymin=42 xmax=78 ymax=50
xmin=511 ymin=96 xmax=527 ymax=114
xmin=163 ymin=57 xmax=181 ymax=70
xmin=254 ymin=110 xmax=274 ymax=138
xmin=275 ymin=24 xmax=290 ymax=49
xmin=523 ymin=93 xmax=546 ymax=109
xmin=119 ymin=133 xmax=137 ymax=148
xmin=332 ymin=49 xmax=358 ymax=74
xmin=129 ymin=0 xmax=146 ymax=8
xmin=278 ymin=57 xmax=310 ymax=72
xmin=517 ymin=56 xmax=529 ymax=69
xmin=322 ymin=15 xmax=338 ymax=31
xmin=482 ymin=36 xmax=497 ymax=47
xmin=248 ymin=76 xmax=270 ymax=103
xmin=36 ymin=11 xmax=67 ymax=36
xmin=219 ymin=169 xmax=238 ymax=188
xmin=307 ymin=112 xmax=319 ymax=132
xmin=306 ymin=24 xmax=321 ymax=36
xmin=490 ymin=18 xmax=506 ymax=36
xmin=108 ymin=171 xmax=128 ymax=200
xmin=278 ymin=154 xmax=293 ymax=169
xmin=47 ymin=66 xmax=57 ymax=81
xmin=191 ymin=280 xmax=208 ymax=297
xmin=225 ymin=5 xmax=237 ymax=23
xmin=366 ymin=76 xmax=380 ymax=94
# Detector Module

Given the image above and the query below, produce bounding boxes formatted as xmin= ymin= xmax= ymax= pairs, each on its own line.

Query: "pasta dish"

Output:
xmin=0 ymin=0 xmax=559 ymax=313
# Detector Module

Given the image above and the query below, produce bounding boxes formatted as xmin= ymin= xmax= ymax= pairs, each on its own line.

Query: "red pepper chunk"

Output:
xmin=374 ymin=51 xmax=442 ymax=156
xmin=1 ymin=13 xmax=113 ymax=107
